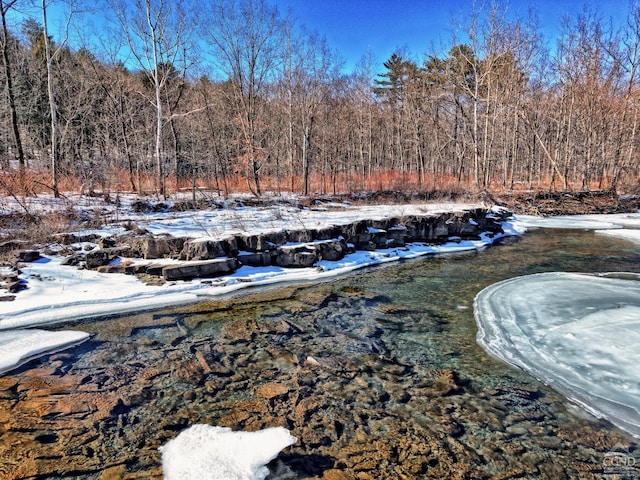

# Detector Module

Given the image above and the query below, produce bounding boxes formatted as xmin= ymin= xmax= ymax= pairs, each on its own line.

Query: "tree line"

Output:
xmin=1 ymin=0 xmax=639 ymax=199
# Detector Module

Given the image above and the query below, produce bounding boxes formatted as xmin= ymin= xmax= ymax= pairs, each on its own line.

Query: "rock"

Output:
xmin=140 ymin=263 xmax=165 ymax=276
xmin=131 ymin=235 xmax=186 ymax=259
xmin=238 ymin=231 xmax=287 ymax=252
xmin=61 ymin=254 xmax=82 ymax=266
xmin=256 ymin=382 xmax=290 ymax=400
xmin=386 ymin=226 xmax=407 ymax=246
xmin=314 ymin=226 xmax=345 ymax=240
xmin=316 ymin=239 xmax=349 ymax=261
xmin=323 ymin=470 xmax=357 ymax=480
xmin=85 ymin=246 xmax=132 ymax=269
xmin=97 ymin=237 xmax=117 ymax=249
xmin=237 ymin=251 xmax=273 ymax=267
xmin=276 ymin=245 xmax=318 ymax=267
xmin=286 ymin=229 xmax=314 ymax=243
xmin=194 ymin=349 xmax=212 ymax=374
xmin=162 ymin=258 xmax=239 ymax=281
xmin=8 ymin=280 xmax=27 ymax=293
xmin=96 ymin=264 xmax=135 ymax=274
xmin=17 ymin=250 xmax=41 ymax=262
xmin=180 ymin=237 xmax=238 ymax=261
xmin=53 ymin=232 xmax=100 ymax=244
xmin=86 ymin=250 xmax=111 ymax=268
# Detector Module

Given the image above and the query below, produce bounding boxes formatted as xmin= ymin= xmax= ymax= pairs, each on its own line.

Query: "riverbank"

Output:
xmin=487 ymin=189 xmax=640 ymax=216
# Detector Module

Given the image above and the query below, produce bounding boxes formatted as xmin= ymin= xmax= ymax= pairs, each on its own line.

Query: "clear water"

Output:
xmin=1 ymin=229 xmax=640 ymax=479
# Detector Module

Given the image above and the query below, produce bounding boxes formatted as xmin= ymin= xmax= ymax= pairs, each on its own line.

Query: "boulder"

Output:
xmin=316 ymin=239 xmax=349 ymax=261
xmin=61 ymin=254 xmax=82 ymax=266
xmin=313 ymin=226 xmax=344 ymax=240
xmin=138 ymin=235 xmax=186 ymax=259
xmin=237 ymin=251 xmax=273 ymax=267
xmin=85 ymin=250 xmax=110 ymax=269
xmin=142 ymin=263 xmax=166 ymax=276
xmin=180 ymin=237 xmax=238 ymax=261
xmin=387 ymin=225 xmax=407 ymax=246
xmin=85 ymin=246 xmax=132 ymax=269
xmin=348 ymin=229 xmax=386 ymax=250
xmin=53 ymin=232 xmax=99 ymax=245
xmin=162 ymin=258 xmax=239 ymax=281
xmin=286 ymin=229 xmax=313 ymax=243
xmin=238 ymin=231 xmax=286 ymax=252
xmin=276 ymin=245 xmax=318 ymax=268
xmin=96 ymin=264 xmax=135 ymax=275
xmin=97 ymin=237 xmax=117 ymax=249
xmin=17 ymin=250 xmax=42 ymax=262
xmin=431 ymin=217 xmax=451 ymax=239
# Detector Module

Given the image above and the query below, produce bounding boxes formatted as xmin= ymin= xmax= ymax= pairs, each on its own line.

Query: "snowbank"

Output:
xmin=1 ymin=237 xmax=501 ymax=331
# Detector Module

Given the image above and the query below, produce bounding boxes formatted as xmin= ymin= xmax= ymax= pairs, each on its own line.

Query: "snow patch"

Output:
xmin=159 ymin=425 xmax=296 ymax=480
xmin=0 ymin=329 xmax=90 ymax=375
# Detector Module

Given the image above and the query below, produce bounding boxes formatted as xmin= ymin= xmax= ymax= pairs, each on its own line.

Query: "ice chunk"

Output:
xmin=475 ymin=272 xmax=640 ymax=438
xmin=0 ymin=329 xmax=90 ymax=375
xmin=160 ymin=424 xmax=297 ymax=480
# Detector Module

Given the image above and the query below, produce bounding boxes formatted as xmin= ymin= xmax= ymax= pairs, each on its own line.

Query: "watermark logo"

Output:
xmin=603 ymin=443 xmax=637 ymax=477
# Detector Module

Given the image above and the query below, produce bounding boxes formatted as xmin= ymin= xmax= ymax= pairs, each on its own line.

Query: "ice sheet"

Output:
xmin=513 ymin=212 xmax=640 ymax=230
xmin=0 ymin=329 xmax=90 ymax=375
xmin=475 ymin=272 xmax=640 ymax=438
xmin=597 ymin=228 xmax=640 ymax=244
xmin=159 ymin=425 xmax=296 ymax=480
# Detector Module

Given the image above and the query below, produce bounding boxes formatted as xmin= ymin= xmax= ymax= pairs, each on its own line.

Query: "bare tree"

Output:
xmin=0 ymin=0 xmax=26 ymax=176
xmin=201 ymin=0 xmax=287 ymax=196
xmin=111 ymin=0 xmax=192 ymax=197
xmin=40 ymin=0 xmax=76 ymax=197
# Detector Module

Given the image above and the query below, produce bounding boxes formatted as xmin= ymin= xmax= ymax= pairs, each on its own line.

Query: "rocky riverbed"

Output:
xmin=0 ymin=263 xmax=635 ymax=479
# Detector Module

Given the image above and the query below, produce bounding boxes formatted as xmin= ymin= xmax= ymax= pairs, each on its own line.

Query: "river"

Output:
xmin=0 ymin=227 xmax=639 ymax=479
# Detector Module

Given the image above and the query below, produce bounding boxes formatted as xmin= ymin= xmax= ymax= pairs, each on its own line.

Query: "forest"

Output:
xmin=1 ymin=0 xmax=639 ymax=200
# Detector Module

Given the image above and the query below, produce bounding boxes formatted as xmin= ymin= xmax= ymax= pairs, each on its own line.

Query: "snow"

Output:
xmin=0 ymin=329 xmax=90 ymax=375
xmin=1 ymin=199 xmax=502 ymax=331
xmin=475 ymin=272 xmax=640 ymax=438
xmin=159 ymin=425 xmax=296 ymax=480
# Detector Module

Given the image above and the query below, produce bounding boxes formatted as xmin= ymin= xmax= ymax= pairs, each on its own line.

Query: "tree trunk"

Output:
xmin=0 ymin=1 xmax=26 ymax=176
xmin=42 ymin=0 xmax=59 ymax=197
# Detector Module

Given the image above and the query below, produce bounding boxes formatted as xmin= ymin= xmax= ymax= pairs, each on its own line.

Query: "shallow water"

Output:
xmin=1 ymin=228 xmax=640 ymax=479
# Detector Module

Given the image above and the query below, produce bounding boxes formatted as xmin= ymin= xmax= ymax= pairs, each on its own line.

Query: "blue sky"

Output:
xmin=10 ymin=0 xmax=632 ymax=74
xmin=273 ymin=0 xmax=632 ymax=70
